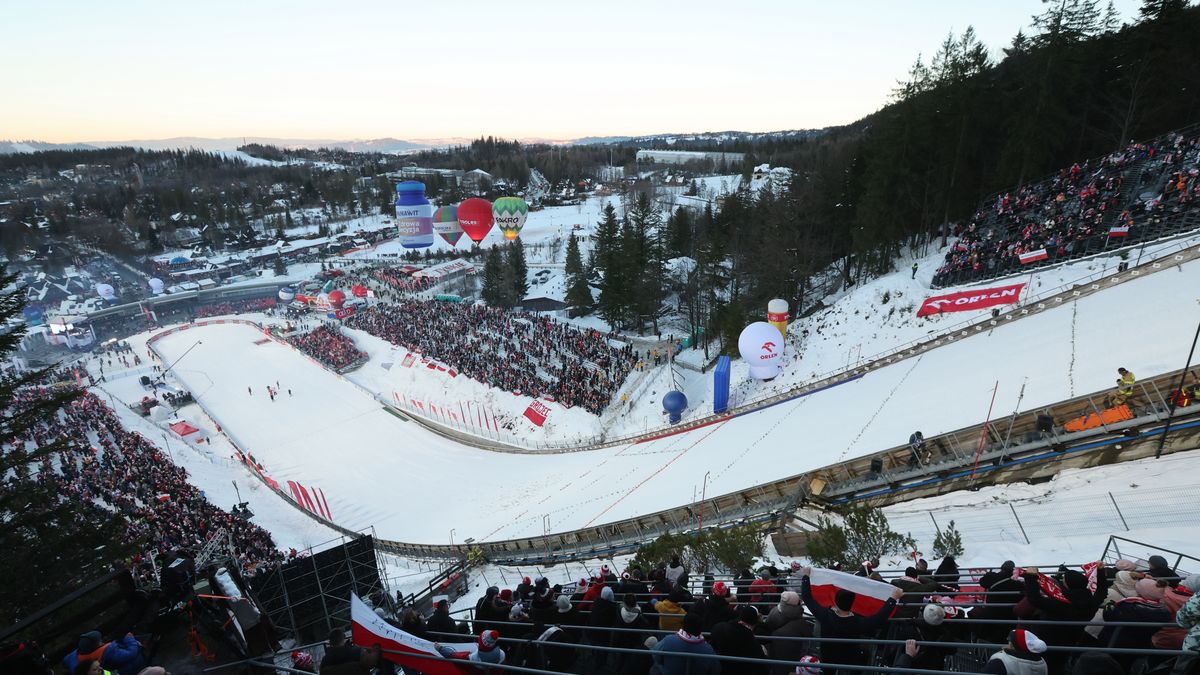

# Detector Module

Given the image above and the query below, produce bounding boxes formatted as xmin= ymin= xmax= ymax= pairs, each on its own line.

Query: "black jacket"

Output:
xmin=708 ymin=620 xmax=766 ymax=675
xmin=800 ymin=576 xmax=896 ymax=672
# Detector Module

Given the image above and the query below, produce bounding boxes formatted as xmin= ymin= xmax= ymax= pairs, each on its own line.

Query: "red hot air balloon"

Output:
xmin=457 ymin=198 xmax=494 ymax=245
xmin=327 ymin=290 xmax=347 ymax=309
xmin=351 ymin=284 xmax=368 ymax=298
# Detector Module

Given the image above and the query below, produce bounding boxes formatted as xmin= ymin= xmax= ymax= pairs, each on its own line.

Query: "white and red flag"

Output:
xmin=351 ymin=593 xmax=475 ymax=674
xmin=806 ymin=568 xmax=897 ymax=617
xmin=1019 ymin=248 xmax=1049 ymax=264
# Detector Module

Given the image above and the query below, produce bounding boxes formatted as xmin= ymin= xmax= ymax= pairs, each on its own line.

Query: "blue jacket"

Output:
xmin=653 ymin=632 xmax=719 ymax=675
xmin=63 ymin=635 xmax=146 ymax=675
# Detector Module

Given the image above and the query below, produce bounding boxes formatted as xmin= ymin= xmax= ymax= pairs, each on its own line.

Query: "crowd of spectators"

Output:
xmin=343 ymin=301 xmax=635 ymax=414
xmin=372 ymin=267 xmax=437 ymax=295
xmin=355 ymin=553 xmax=1199 ymax=674
xmin=287 ymin=324 xmax=367 ymax=371
xmin=195 ymin=296 xmax=277 ymax=318
xmin=935 ymin=130 xmax=1200 ymax=287
xmin=3 ymin=387 xmax=282 ymax=575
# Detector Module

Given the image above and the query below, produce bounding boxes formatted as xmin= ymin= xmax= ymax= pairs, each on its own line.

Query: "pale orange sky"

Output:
xmin=1 ymin=0 xmax=1142 ymax=143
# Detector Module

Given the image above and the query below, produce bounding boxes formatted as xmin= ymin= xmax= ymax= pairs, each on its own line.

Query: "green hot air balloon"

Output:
xmin=492 ymin=196 xmax=529 ymax=241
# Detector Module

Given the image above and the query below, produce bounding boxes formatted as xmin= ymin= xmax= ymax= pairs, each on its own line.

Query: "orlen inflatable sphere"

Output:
xmin=278 ymin=286 xmax=296 ymax=303
xmin=327 ymin=290 xmax=347 ymax=309
xmin=738 ymin=322 xmax=784 ymax=380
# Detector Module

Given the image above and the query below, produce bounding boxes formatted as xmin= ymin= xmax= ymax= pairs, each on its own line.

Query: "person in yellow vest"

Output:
xmin=1108 ymin=367 xmax=1136 ymax=407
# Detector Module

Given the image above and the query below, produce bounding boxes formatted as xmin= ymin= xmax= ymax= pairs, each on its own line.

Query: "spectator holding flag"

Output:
xmin=797 ymin=566 xmax=902 ymax=674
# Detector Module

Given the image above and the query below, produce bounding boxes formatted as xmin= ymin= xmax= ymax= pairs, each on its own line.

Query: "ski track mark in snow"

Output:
xmin=837 ymin=355 xmax=924 ymax=462
xmin=582 ymin=421 xmax=728 ymax=528
xmin=717 ymin=394 xmax=810 ymax=475
xmin=1068 ymin=300 xmax=1078 ymax=397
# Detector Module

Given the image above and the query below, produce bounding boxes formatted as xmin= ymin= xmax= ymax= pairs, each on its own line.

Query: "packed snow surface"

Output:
xmin=150 ymin=251 xmax=1200 ymax=545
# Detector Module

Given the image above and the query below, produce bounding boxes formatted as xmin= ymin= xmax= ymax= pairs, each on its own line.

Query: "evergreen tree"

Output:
xmin=273 ymin=254 xmax=288 ymax=277
xmin=481 ymin=246 xmax=505 ymax=306
xmin=507 ymin=238 xmax=529 ymax=302
xmin=564 ymin=232 xmax=593 ymax=316
xmin=0 ymin=265 xmax=134 ymax=623
xmin=595 ymin=204 xmax=628 ymax=328
xmin=627 ymin=192 xmax=666 ymax=334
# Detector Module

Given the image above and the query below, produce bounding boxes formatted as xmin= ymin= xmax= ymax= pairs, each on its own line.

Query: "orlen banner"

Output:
xmin=917 ymin=282 xmax=1025 ymax=317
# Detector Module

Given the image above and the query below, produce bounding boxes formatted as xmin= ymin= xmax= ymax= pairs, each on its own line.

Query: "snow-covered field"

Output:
xmin=119 ymin=243 xmax=1200 ymax=547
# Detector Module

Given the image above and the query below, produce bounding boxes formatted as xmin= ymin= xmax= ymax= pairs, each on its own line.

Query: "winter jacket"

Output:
xmin=665 ymin=563 xmax=686 ymax=585
xmin=698 ymin=595 xmax=736 ymax=630
xmin=1098 ymin=597 xmax=1173 ymax=652
xmin=63 ymin=635 xmax=146 ymax=675
xmin=1177 ymin=591 xmax=1200 ymax=652
xmin=763 ymin=602 xmax=804 ymax=632
xmin=535 ymin=625 xmax=578 ymax=671
xmin=1152 ymin=586 xmax=1195 ymax=650
xmin=652 ymin=631 xmax=719 ymax=675
xmin=765 ymin=607 xmax=813 ymax=674
xmin=800 ymin=576 xmax=897 ymax=673
xmin=1021 ymin=573 xmax=1106 ymax=649
xmin=654 ymin=598 xmax=687 ymax=631
xmin=587 ymin=595 xmax=619 ymax=646
xmin=708 ymin=620 xmax=766 ymax=675
xmin=748 ymin=578 xmax=779 ymax=607
xmin=982 ymin=650 xmax=1049 ymax=675
xmin=426 ymin=607 xmax=464 ymax=638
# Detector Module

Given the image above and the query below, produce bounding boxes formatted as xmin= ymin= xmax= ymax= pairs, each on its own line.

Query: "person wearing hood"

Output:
xmin=1148 ymin=555 xmax=1179 ymax=582
xmin=1154 ymin=574 xmax=1200 ymax=651
xmin=1173 ymin=588 xmax=1200 ymax=675
xmin=516 ymin=576 xmax=535 ymax=601
xmin=472 ymin=586 xmax=502 ymax=634
xmin=982 ymin=629 xmax=1048 ymax=675
xmin=1086 ymin=568 xmax=1143 ymax=639
xmin=652 ymin=612 xmax=719 ymax=675
xmin=699 ymin=581 xmax=738 ymax=630
xmin=427 ymin=599 xmax=466 ymax=639
xmin=665 ymin=555 xmax=686 ymax=585
xmin=764 ymin=590 xmax=812 ymax=671
xmin=798 ymin=567 xmax=902 ymax=674
xmin=62 ymin=632 xmax=147 ymax=675
xmin=980 ymin=561 xmax=1016 ymax=591
xmin=1100 ymin=577 xmax=1174 ymax=671
xmin=654 ymin=585 xmax=690 ymax=631
xmin=709 ymin=604 xmax=767 ymax=674
xmin=933 ymin=556 xmax=961 ymax=592
xmin=611 ymin=592 xmax=652 ymax=673
xmin=1020 ymin=564 xmax=1108 ymax=669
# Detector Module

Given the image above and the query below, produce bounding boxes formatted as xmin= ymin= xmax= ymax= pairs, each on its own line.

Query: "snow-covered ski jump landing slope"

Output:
xmin=154 ymin=256 xmax=1200 ymax=545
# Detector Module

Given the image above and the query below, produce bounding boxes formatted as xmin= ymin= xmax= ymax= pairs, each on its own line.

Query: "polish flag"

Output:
xmin=351 ymin=593 xmax=476 ymax=674
xmin=806 ymin=568 xmax=897 ymax=617
xmin=1019 ymin=248 xmax=1049 ymax=264
xmin=1108 ymin=225 xmax=1130 ymax=237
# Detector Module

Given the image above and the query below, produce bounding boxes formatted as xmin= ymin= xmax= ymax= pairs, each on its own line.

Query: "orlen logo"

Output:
xmin=759 ymin=341 xmax=779 ymax=361
xmin=762 ymin=341 xmax=776 ymax=353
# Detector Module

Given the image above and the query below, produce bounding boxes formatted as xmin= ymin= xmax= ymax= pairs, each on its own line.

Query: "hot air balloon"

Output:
xmin=433 ymin=205 xmax=463 ymax=246
xmin=395 ymin=181 xmax=434 ymax=249
xmin=458 ymin=198 xmax=494 ymax=245
xmin=351 ymin=284 xmax=368 ymax=298
xmin=767 ymin=299 xmax=789 ymax=339
xmin=738 ymin=322 xmax=784 ymax=380
xmin=328 ymin=290 xmax=346 ymax=309
xmin=96 ymin=283 xmax=116 ymax=301
xmin=149 ymin=278 xmax=165 ymax=295
xmin=278 ymin=286 xmax=296 ymax=303
xmin=492 ymin=196 xmax=529 ymax=241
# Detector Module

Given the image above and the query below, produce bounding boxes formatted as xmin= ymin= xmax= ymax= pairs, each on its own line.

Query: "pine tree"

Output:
xmin=481 ymin=246 xmax=504 ymax=306
xmin=507 ymin=239 xmax=529 ymax=302
xmin=0 ymin=265 xmax=135 ymax=623
xmin=595 ymin=204 xmax=627 ymax=328
xmin=273 ymin=254 xmax=288 ymax=277
xmin=564 ymin=232 xmax=593 ymax=316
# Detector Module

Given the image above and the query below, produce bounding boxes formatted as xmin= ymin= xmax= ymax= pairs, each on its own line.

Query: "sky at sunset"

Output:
xmin=1 ymin=0 xmax=1143 ymax=143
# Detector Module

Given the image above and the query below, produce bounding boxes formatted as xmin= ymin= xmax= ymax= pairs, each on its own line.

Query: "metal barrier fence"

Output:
xmin=885 ymin=485 xmax=1200 ymax=548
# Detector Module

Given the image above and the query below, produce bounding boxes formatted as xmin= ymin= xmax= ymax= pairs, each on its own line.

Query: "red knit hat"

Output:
xmin=1010 ymin=629 xmax=1047 ymax=654
xmin=712 ymin=581 xmax=729 ymax=597
xmin=478 ymin=629 xmax=500 ymax=652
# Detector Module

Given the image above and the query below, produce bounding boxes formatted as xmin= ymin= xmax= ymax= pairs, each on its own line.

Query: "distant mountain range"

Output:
xmin=0 ymin=128 xmax=828 ymax=156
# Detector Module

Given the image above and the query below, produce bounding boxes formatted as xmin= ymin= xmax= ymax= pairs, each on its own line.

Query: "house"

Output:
xmin=462 ymin=169 xmax=494 ymax=193
xmin=520 ymin=296 xmax=567 ymax=312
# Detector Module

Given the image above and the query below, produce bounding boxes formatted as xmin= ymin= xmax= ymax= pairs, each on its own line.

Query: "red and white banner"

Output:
xmin=286 ymin=480 xmax=333 ymax=520
xmin=351 ymin=593 xmax=475 ymax=674
xmin=1109 ymin=226 xmax=1130 ymax=237
xmin=807 ymin=568 xmax=897 ymax=617
xmin=401 ymin=354 xmax=416 ymax=368
xmin=1018 ymin=248 xmax=1049 ymax=264
xmin=523 ymin=400 xmax=551 ymax=427
xmin=917 ymin=282 xmax=1025 ymax=317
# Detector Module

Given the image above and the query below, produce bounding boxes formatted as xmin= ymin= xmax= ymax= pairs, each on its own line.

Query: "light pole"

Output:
xmin=449 ymin=528 xmax=455 ymax=546
xmin=698 ymin=471 xmax=711 ymax=530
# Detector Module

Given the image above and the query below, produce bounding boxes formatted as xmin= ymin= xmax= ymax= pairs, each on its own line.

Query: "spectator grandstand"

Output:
xmin=934 ymin=127 xmax=1200 ymax=287
xmin=195 ymin=297 xmax=278 ymax=318
xmin=343 ymin=301 xmax=636 ymax=414
xmin=286 ymin=324 xmax=367 ymax=372
xmin=2 ymin=387 xmax=282 ymax=577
